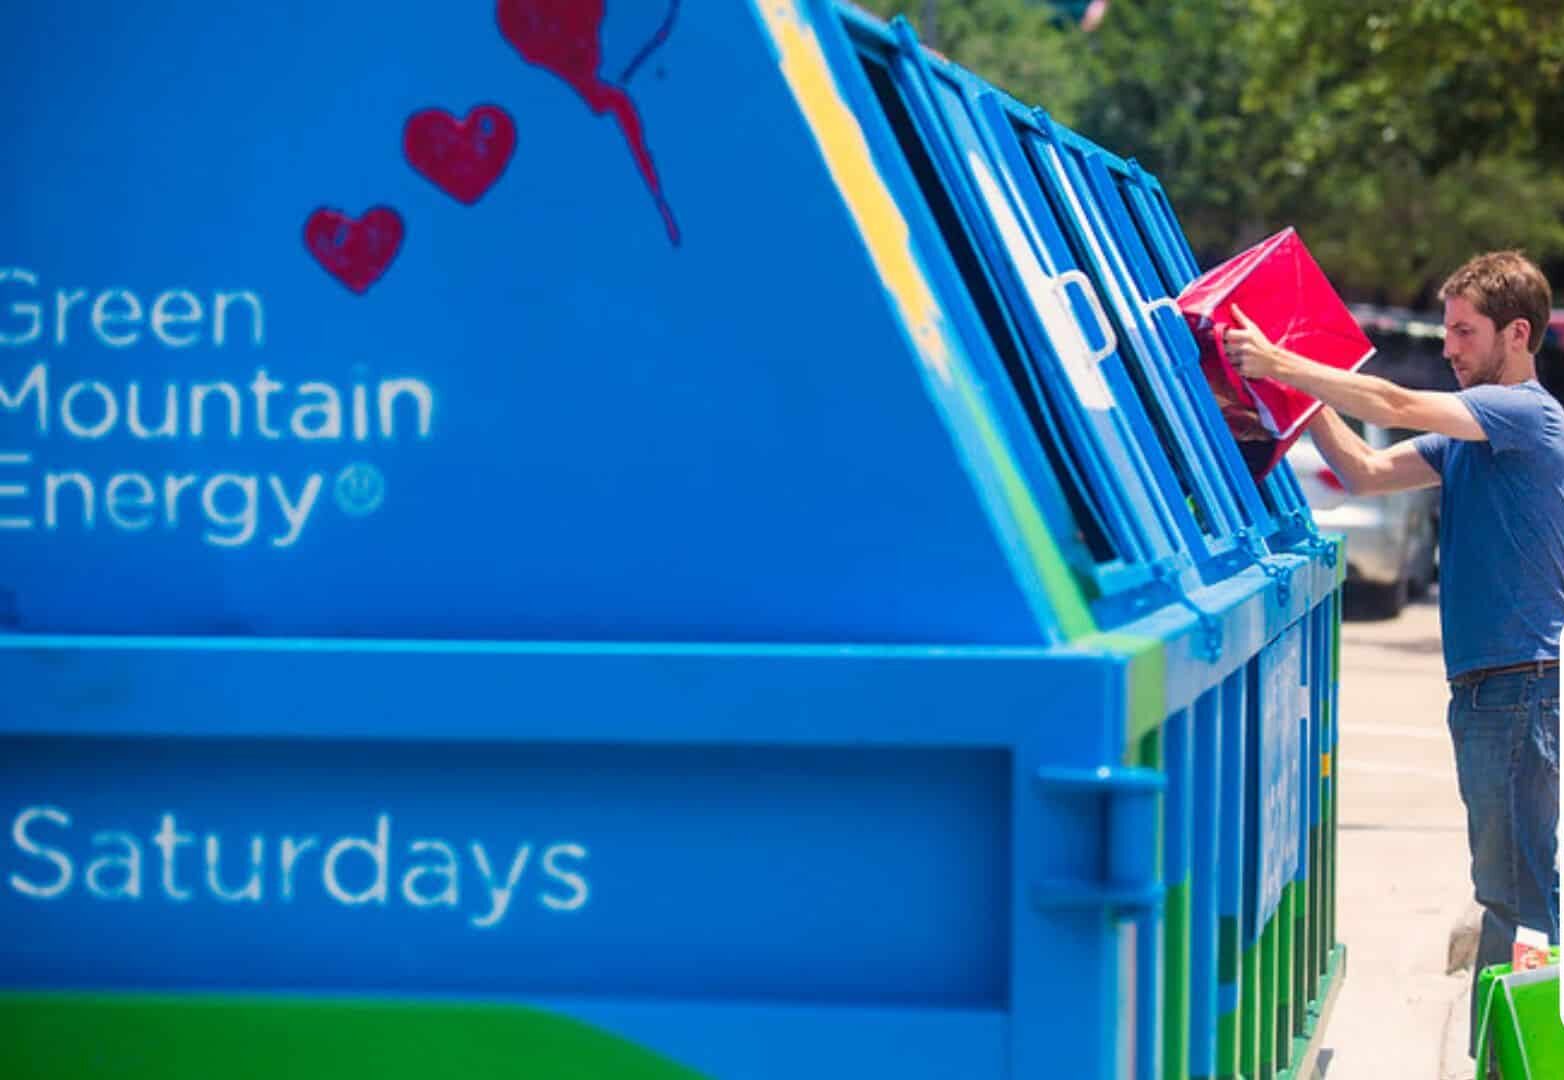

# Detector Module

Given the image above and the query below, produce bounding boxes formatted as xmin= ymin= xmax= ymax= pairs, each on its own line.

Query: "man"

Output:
xmin=1225 ymin=250 xmax=1563 ymax=1057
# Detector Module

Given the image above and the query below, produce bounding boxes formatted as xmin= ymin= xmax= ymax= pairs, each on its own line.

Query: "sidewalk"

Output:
xmin=1313 ymin=590 xmax=1478 ymax=1079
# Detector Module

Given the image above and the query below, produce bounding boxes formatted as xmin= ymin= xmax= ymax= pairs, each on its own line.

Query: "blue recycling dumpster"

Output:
xmin=0 ymin=3 xmax=1344 ymax=1078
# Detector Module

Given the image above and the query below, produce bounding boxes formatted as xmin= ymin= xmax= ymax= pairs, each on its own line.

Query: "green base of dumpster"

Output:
xmin=0 ymin=991 xmax=704 ymax=1080
xmin=1279 ymin=943 xmax=1347 ymax=1080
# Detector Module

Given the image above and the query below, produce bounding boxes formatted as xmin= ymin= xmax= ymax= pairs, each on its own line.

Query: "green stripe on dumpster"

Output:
xmin=1241 ymin=931 xmax=1261 ymax=1078
xmin=1296 ymin=883 xmax=1312 ymax=1034
xmin=1138 ymin=722 xmax=1165 ymax=843
xmin=1258 ymin=914 xmax=1279 ymax=1080
xmin=1313 ymin=822 xmax=1325 ymax=1002
xmin=1217 ymin=1006 xmax=1240 ymax=1080
xmin=964 ymin=389 xmax=1097 ymax=640
xmin=1218 ymin=915 xmax=1241 ymax=985
xmin=1307 ymin=824 xmax=1321 ymax=1002
xmin=1075 ymin=631 xmax=1167 ymax=751
xmin=1275 ymin=886 xmax=1295 ymax=1072
xmin=1324 ymin=736 xmax=1338 ymax=959
xmin=1325 ymin=782 xmax=1339 ymax=977
xmin=1325 ymin=593 xmax=1341 ymax=959
xmin=1217 ymin=913 xmax=1242 ymax=1077
xmin=0 ymin=992 xmax=706 ymax=1080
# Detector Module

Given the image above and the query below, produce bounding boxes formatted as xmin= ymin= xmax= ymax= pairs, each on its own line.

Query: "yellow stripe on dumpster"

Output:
xmin=754 ymin=0 xmax=1098 ymax=641
xmin=756 ymin=1 xmax=955 ymax=385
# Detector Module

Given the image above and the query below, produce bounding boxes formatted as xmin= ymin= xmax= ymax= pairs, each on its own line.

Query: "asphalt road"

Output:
xmin=1315 ymin=587 xmax=1479 ymax=1079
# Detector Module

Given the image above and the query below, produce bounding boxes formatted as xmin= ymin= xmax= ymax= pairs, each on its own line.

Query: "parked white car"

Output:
xmin=1286 ymin=420 xmax=1439 ymax=617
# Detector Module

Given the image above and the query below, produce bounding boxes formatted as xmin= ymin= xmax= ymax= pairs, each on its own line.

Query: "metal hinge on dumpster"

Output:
xmin=1239 ymin=528 xmax=1295 ymax=606
xmin=1152 ymin=564 xmax=1223 ymax=662
xmin=1302 ymin=529 xmax=1340 ymax=569
xmin=1282 ymin=509 xmax=1340 ymax=569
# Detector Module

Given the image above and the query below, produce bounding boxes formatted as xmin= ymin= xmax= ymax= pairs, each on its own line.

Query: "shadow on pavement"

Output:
xmin=1345 ymin=634 xmax=1444 ymax=657
xmin=1341 ymin=587 xmax=1440 ymax=623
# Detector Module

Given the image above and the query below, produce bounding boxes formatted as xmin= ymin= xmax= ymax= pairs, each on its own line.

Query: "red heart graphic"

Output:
xmin=496 ymin=0 xmax=680 ymax=245
xmin=497 ymin=0 xmax=604 ymax=100
xmin=303 ymin=206 xmax=404 ymax=294
xmin=403 ymin=104 xmax=517 ymax=205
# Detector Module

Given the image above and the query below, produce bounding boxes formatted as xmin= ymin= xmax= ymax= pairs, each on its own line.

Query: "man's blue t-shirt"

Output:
xmin=1413 ymin=380 xmax=1564 ymax=678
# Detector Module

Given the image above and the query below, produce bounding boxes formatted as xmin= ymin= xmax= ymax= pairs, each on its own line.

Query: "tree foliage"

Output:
xmin=856 ymin=0 xmax=1093 ymax=123
xmin=854 ymin=0 xmax=1564 ymax=305
xmin=1226 ymin=0 xmax=1564 ymax=302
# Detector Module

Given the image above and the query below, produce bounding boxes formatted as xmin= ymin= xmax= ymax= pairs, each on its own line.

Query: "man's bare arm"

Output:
xmin=1225 ymin=306 xmax=1485 ymax=441
xmin=1306 ymin=408 xmax=1440 ymax=495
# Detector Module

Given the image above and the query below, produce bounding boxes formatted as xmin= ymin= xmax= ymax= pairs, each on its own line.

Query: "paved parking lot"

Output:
xmin=1316 ymin=587 xmax=1479 ymax=1079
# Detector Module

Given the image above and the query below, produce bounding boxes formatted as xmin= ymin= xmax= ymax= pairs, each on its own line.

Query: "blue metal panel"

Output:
xmin=556 ymin=1000 xmax=1009 ymax=1080
xmin=1275 ymin=460 xmax=1313 ymax=521
xmin=1136 ymin=909 xmax=1163 ymax=1080
xmin=1108 ymin=161 xmax=1284 ymax=539
xmin=1190 ymin=687 xmax=1222 ymax=1078
xmin=815 ymin=7 xmax=1116 ymax=594
xmin=1166 ymin=709 xmax=1194 ymax=900
xmin=1241 ymin=652 xmax=1263 ymax=963
xmin=1310 ymin=605 xmax=1329 ymax=850
xmin=1217 ymin=666 xmax=1247 ymax=1029
xmin=0 ymin=632 xmax=1150 ymax=1079
xmin=1125 ymin=167 xmax=1202 ymax=285
xmin=879 ymin=19 xmax=1190 ymax=582
xmin=963 ymin=92 xmax=1237 ymax=576
xmin=1305 ymin=598 xmax=1327 ymax=998
xmin=1 ymin=3 xmax=1348 ymax=1078
xmin=1029 ymin=117 xmax=1279 ymax=548
xmin=1069 ymin=151 xmax=1256 ymax=540
xmin=5 ymin=733 xmax=1014 ymax=1001
xmin=919 ymin=78 xmax=1201 ymax=575
xmin=1165 ymin=706 xmax=1194 ymax=1079
xmin=1298 ymin=613 xmax=1316 ymax=894
xmin=0 ymin=0 xmax=1058 ymax=646
xmin=1119 ymin=162 xmax=1195 ymax=296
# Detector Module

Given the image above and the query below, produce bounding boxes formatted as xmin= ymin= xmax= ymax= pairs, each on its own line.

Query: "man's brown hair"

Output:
xmin=1438 ymin=250 xmax=1553 ymax=354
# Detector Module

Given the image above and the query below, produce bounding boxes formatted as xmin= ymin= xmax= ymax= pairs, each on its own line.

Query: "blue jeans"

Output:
xmin=1447 ymin=668 xmax=1560 ymax=1056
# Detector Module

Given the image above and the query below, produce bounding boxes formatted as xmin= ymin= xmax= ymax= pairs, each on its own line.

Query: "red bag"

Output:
xmin=1178 ymin=227 xmax=1375 ymax=477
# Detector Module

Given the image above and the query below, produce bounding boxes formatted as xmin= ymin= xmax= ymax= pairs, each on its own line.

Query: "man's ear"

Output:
xmin=1506 ymin=317 xmax=1532 ymax=351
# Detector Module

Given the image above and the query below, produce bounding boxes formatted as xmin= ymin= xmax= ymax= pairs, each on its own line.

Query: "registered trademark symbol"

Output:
xmin=334 ymin=463 xmax=385 ymax=517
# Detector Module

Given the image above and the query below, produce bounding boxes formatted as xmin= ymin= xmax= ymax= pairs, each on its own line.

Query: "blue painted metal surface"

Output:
xmin=873 ymin=17 xmax=1184 ymax=586
xmin=1 ymin=2 xmax=1346 ymax=1078
xmin=2 ymin=634 xmax=1144 ymax=1079
xmin=0 ymin=0 xmax=1066 ymax=646
xmin=1218 ymin=667 xmax=1250 ymax=1039
xmin=4 ymin=641 xmax=1031 ymax=1003
xmin=1189 ymin=687 xmax=1223 ymax=1078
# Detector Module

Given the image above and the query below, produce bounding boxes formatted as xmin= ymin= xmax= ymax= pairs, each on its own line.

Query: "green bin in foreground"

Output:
xmin=1475 ymin=955 xmax=1564 ymax=1079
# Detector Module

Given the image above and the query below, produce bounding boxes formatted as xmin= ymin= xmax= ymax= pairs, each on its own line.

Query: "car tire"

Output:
xmin=1358 ymin=574 xmax=1409 ymax=619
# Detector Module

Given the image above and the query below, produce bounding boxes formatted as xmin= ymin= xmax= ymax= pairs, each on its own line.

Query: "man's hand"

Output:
xmin=1224 ymin=304 xmax=1283 ymax=380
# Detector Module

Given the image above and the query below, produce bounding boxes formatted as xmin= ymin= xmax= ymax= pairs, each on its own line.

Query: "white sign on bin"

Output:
xmin=1258 ymin=623 xmax=1307 ymax=925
